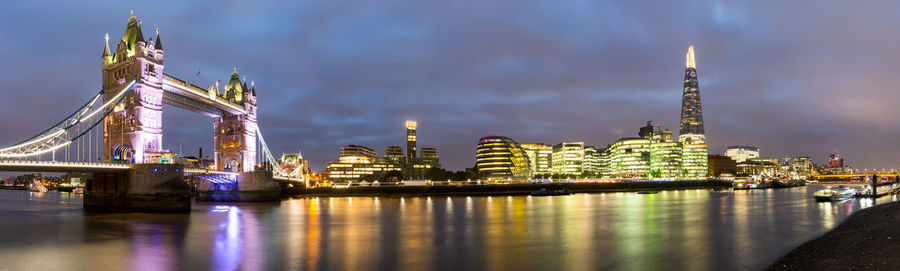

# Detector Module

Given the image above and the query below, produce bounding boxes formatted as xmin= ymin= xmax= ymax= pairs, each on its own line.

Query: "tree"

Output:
xmin=451 ymin=171 xmax=468 ymax=182
xmin=465 ymin=168 xmax=479 ymax=181
xmin=426 ymin=167 xmax=452 ymax=182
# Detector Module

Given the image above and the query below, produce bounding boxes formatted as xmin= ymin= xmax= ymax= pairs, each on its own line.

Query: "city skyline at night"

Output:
xmin=0 ymin=2 xmax=898 ymax=172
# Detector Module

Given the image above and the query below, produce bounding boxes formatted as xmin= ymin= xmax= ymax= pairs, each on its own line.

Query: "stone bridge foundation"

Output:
xmin=192 ymin=171 xmax=281 ymax=202
xmin=84 ymin=164 xmax=191 ymax=212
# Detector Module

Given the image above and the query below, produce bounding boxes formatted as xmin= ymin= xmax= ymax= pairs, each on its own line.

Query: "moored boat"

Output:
xmin=814 ymin=185 xmax=855 ymax=201
xmin=531 ymin=187 xmax=572 ymax=196
xmin=27 ymin=180 xmax=48 ymax=193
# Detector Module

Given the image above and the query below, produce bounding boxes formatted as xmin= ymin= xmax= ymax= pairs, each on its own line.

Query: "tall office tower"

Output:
xmin=678 ymin=46 xmax=708 ymax=178
xmin=828 ymin=153 xmax=843 ymax=167
xmin=406 ymin=120 xmax=417 ymax=160
xmin=679 ymin=45 xmax=705 ymax=144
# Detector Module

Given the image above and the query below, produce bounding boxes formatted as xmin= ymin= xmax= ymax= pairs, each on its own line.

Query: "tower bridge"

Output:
xmin=0 ymin=13 xmax=303 ymax=211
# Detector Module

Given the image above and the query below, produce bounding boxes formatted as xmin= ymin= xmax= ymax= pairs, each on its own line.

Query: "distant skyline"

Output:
xmin=1 ymin=1 xmax=899 ymax=172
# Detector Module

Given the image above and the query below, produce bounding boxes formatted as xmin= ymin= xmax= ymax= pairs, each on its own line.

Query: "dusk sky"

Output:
xmin=1 ymin=1 xmax=899 ymax=172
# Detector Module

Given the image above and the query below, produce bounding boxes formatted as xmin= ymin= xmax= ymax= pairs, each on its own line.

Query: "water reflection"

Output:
xmin=0 ymin=184 xmax=893 ymax=271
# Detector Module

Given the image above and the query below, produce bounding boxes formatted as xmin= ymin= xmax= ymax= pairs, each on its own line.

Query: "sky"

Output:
xmin=1 ymin=1 xmax=899 ymax=172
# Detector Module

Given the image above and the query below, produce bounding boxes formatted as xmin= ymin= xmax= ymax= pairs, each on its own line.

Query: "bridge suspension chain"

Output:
xmin=256 ymin=128 xmax=304 ymax=179
xmin=0 ymin=80 xmax=136 ymax=160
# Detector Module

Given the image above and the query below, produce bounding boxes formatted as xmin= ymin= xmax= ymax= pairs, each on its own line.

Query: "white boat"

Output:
xmin=814 ymin=185 xmax=855 ymax=201
xmin=27 ymin=180 xmax=48 ymax=193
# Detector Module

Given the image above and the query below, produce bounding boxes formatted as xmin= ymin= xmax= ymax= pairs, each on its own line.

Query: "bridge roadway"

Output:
xmin=161 ymin=73 xmax=247 ymax=117
xmin=0 ymin=161 xmax=129 ymax=173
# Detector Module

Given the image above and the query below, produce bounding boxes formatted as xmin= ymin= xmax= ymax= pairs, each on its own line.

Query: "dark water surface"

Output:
xmin=0 ymin=184 xmax=894 ymax=271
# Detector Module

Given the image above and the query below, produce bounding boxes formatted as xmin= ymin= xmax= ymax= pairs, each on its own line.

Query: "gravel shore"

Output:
xmin=768 ymin=200 xmax=900 ymax=270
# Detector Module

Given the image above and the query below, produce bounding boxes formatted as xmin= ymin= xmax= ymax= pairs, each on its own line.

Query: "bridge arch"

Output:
xmin=112 ymin=145 xmax=134 ymax=164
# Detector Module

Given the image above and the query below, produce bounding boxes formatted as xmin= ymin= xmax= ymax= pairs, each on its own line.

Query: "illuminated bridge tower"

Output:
xmin=678 ymin=46 xmax=708 ymax=178
xmin=101 ymin=13 xmax=165 ymax=163
xmin=214 ymin=70 xmax=258 ymax=172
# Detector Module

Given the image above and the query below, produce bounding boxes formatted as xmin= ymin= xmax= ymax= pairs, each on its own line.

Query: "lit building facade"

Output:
xmin=383 ymin=146 xmax=405 ymax=165
xmin=819 ymin=152 xmax=853 ymax=175
xmin=420 ymin=148 xmax=440 ymax=167
xmin=608 ymin=138 xmax=651 ymax=178
xmin=406 ymin=121 xmax=417 ymax=160
xmin=682 ymin=143 xmax=708 ymax=178
xmin=598 ymin=146 xmax=612 ymax=177
xmin=520 ymin=143 xmax=553 ymax=177
xmin=650 ymin=141 xmax=682 ymax=179
xmin=789 ymin=156 xmax=816 ymax=179
xmin=725 ymin=146 xmax=760 ymax=163
xmin=325 ymin=145 xmax=400 ymax=183
xmin=552 ymin=142 xmax=585 ymax=175
xmin=708 ymin=154 xmax=737 ymax=177
xmin=828 ymin=153 xmax=843 ymax=167
xmin=678 ymin=45 xmax=706 ymax=144
xmin=584 ymin=146 xmax=602 ymax=175
xmin=675 ymin=46 xmax=708 ymax=178
xmin=736 ymin=157 xmax=780 ymax=177
xmin=476 ymin=136 xmax=532 ymax=182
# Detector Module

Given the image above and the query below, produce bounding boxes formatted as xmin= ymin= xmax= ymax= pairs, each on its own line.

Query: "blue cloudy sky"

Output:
xmin=1 ymin=1 xmax=899 ymax=171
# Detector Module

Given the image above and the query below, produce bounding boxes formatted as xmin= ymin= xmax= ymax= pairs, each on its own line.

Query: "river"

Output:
xmin=0 ymin=184 xmax=893 ymax=271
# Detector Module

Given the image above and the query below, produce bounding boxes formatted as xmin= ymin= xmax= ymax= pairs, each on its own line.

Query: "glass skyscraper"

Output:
xmin=679 ymin=45 xmax=705 ymax=144
xmin=679 ymin=46 xmax=708 ymax=178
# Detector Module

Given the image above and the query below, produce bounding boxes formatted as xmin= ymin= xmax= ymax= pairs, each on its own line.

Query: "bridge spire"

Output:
xmin=102 ymin=33 xmax=111 ymax=58
xmin=154 ymin=27 xmax=163 ymax=50
xmin=686 ymin=45 xmax=696 ymax=69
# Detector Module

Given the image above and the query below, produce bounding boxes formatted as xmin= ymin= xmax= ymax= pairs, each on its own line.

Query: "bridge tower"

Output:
xmin=214 ymin=70 xmax=258 ymax=172
xmin=101 ymin=13 xmax=166 ymax=164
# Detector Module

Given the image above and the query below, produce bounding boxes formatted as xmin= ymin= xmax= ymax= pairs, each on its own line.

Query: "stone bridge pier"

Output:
xmin=84 ymin=164 xmax=191 ymax=212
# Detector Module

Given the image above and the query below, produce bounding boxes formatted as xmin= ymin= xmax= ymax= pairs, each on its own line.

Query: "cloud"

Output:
xmin=0 ymin=0 xmax=899 ymax=172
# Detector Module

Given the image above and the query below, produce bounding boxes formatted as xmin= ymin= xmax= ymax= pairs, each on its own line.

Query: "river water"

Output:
xmin=0 ymin=184 xmax=893 ymax=271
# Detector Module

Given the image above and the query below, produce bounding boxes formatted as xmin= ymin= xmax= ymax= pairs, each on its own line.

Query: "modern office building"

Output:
xmin=607 ymin=138 xmax=651 ymax=178
xmin=650 ymin=141 xmax=682 ymax=179
xmin=406 ymin=120 xmax=417 ymax=160
xmin=520 ymin=143 xmax=553 ymax=177
xmin=383 ymin=146 xmax=405 ymax=165
xmin=552 ymin=142 xmax=585 ymax=176
xmin=598 ymin=146 xmax=612 ymax=177
xmin=819 ymin=152 xmax=853 ymax=175
xmin=653 ymin=129 xmax=675 ymax=143
xmin=708 ymin=154 xmax=737 ymax=177
xmin=325 ymin=145 xmax=400 ymax=183
xmin=789 ymin=156 xmax=816 ymax=179
xmin=476 ymin=136 xmax=532 ymax=182
xmin=673 ymin=46 xmax=709 ymax=178
xmin=679 ymin=45 xmax=706 ymax=144
xmin=682 ymin=143 xmax=708 ymax=178
xmin=828 ymin=152 xmax=843 ymax=167
xmin=420 ymin=147 xmax=440 ymax=167
xmin=725 ymin=146 xmax=760 ymax=163
xmin=736 ymin=157 xmax=780 ymax=177
xmin=584 ymin=146 xmax=602 ymax=175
